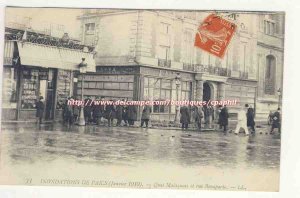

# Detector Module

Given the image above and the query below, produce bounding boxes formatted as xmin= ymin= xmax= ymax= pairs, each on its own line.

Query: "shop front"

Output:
xmin=77 ymin=65 xmax=195 ymax=122
xmin=2 ymin=39 xmax=95 ymax=121
xmin=79 ymin=65 xmax=257 ymax=123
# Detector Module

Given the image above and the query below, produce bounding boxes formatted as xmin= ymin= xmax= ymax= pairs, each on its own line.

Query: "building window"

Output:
xmin=158 ymin=46 xmax=171 ymax=67
xmin=85 ymin=23 xmax=95 ymax=34
xmin=21 ymin=68 xmax=39 ymax=109
xmin=264 ymin=55 xmax=276 ymax=95
xmin=56 ymin=69 xmax=72 ymax=110
xmin=160 ymin=22 xmax=170 ymax=34
xmin=144 ymin=77 xmax=172 ymax=113
xmin=2 ymin=67 xmax=17 ymax=108
xmin=181 ymin=81 xmax=192 ymax=101
xmin=264 ymin=20 xmax=276 ymax=36
xmin=183 ymin=30 xmax=194 ymax=65
xmin=158 ymin=45 xmax=170 ymax=61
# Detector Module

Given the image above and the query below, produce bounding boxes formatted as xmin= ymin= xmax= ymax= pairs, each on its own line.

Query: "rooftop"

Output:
xmin=5 ymin=26 xmax=95 ymax=53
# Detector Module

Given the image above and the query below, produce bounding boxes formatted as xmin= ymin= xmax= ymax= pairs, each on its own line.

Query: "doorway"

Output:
xmin=203 ymin=82 xmax=212 ymax=102
xmin=44 ymin=69 xmax=57 ymax=120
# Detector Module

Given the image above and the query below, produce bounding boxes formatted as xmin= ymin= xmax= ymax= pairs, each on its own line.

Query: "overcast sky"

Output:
xmin=5 ymin=7 xmax=83 ymax=39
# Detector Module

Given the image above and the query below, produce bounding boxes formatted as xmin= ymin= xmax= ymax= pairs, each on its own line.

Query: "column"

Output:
xmin=218 ymin=82 xmax=226 ymax=100
xmin=195 ymin=80 xmax=203 ymax=101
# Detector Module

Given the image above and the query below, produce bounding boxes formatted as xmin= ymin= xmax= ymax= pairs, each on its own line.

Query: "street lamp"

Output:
xmin=277 ymin=88 xmax=281 ymax=108
xmin=174 ymin=73 xmax=181 ymax=122
xmin=78 ymin=58 xmax=87 ymax=126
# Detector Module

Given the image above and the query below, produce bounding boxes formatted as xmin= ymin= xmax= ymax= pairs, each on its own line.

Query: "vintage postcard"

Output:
xmin=0 ymin=7 xmax=284 ymax=192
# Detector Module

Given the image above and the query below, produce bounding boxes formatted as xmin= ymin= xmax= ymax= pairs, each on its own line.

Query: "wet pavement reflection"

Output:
xmin=0 ymin=123 xmax=281 ymax=170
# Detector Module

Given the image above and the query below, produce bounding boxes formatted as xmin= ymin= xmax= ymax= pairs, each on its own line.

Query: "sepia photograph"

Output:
xmin=0 ymin=7 xmax=284 ymax=192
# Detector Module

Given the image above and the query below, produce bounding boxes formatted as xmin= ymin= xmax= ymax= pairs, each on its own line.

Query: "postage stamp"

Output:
xmin=194 ymin=13 xmax=237 ymax=58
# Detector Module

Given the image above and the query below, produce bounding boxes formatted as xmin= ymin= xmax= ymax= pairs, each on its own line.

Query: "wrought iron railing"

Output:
xmin=193 ymin=64 xmax=231 ymax=77
xmin=182 ymin=63 xmax=250 ymax=79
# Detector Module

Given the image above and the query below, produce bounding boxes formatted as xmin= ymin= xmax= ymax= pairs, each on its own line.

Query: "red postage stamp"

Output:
xmin=194 ymin=13 xmax=237 ymax=58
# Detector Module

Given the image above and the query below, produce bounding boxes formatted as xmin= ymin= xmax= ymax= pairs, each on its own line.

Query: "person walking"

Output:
xmin=234 ymin=105 xmax=249 ymax=135
xmin=270 ymin=108 xmax=281 ymax=134
xmin=141 ymin=105 xmax=152 ymax=128
xmin=219 ymin=105 xmax=229 ymax=132
xmin=180 ymin=106 xmax=190 ymax=130
xmin=35 ymin=96 xmax=45 ymax=124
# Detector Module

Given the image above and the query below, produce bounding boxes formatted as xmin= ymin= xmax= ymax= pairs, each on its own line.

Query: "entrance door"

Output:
xmin=203 ymin=82 xmax=211 ymax=102
xmin=44 ymin=69 xmax=57 ymax=120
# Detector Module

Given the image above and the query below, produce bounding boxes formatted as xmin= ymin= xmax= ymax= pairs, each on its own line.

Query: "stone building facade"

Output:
xmin=77 ymin=10 xmax=284 ymax=122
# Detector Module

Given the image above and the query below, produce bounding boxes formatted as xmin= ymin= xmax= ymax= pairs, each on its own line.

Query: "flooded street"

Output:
xmin=0 ymin=123 xmax=281 ymax=191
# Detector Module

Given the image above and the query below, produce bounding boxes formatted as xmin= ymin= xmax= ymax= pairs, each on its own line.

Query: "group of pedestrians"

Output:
xmin=233 ymin=104 xmax=281 ymax=135
xmin=234 ymin=104 xmax=255 ymax=135
xmin=61 ymin=97 xmax=139 ymax=127
xmin=179 ymin=104 xmax=228 ymax=132
xmin=179 ymin=103 xmax=281 ymax=135
xmin=35 ymin=95 xmax=281 ymax=134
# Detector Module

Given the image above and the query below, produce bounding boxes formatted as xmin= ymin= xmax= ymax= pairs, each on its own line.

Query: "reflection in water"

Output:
xmin=0 ymin=123 xmax=281 ymax=191
xmin=1 ymin=123 xmax=281 ymax=170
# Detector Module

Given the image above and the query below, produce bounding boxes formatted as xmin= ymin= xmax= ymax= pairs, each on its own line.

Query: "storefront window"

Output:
xmin=21 ymin=68 xmax=39 ymax=109
xmin=144 ymin=77 xmax=172 ymax=113
xmin=56 ymin=69 xmax=72 ymax=109
xmin=2 ymin=67 xmax=17 ymax=108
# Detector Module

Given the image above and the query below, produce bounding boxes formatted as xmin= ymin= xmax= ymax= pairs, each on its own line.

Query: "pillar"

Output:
xmin=218 ymin=82 xmax=226 ymax=100
xmin=195 ymin=80 xmax=203 ymax=101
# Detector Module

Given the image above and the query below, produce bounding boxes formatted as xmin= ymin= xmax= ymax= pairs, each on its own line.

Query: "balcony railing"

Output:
xmin=182 ymin=63 xmax=248 ymax=79
xmin=158 ymin=59 xmax=171 ymax=68
xmin=194 ymin=64 xmax=231 ymax=77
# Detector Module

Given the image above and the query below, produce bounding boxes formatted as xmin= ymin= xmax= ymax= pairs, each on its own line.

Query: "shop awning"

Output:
xmin=4 ymin=41 xmax=14 ymax=65
xmin=17 ymin=42 xmax=96 ymax=72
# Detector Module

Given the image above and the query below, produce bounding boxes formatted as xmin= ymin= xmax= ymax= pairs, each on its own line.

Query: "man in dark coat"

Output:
xmin=194 ymin=106 xmax=203 ymax=132
xmin=180 ymin=106 xmax=190 ymax=130
xmin=36 ymin=96 xmax=45 ymax=124
xmin=219 ymin=105 xmax=229 ymax=132
xmin=270 ymin=108 xmax=281 ymax=133
xmin=105 ymin=100 xmax=115 ymax=127
xmin=246 ymin=104 xmax=256 ymax=133
xmin=127 ymin=105 xmax=138 ymax=126
xmin=84 ymin=96 xmax=93 ymax=124
xmin=116 ymin=101 xmax=124 ymax=126
xmin=92 ymin=96 xmax=102 ymax=125
xmin=63 ymin=97 xmax=74 ymax=125
xmin=123 ymin=105 xmax=129 ymax=126
xmin=73 ymin=96 xmax=80 ymax=123
xmin=141 ymin=105 xmax=152 ymax=128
